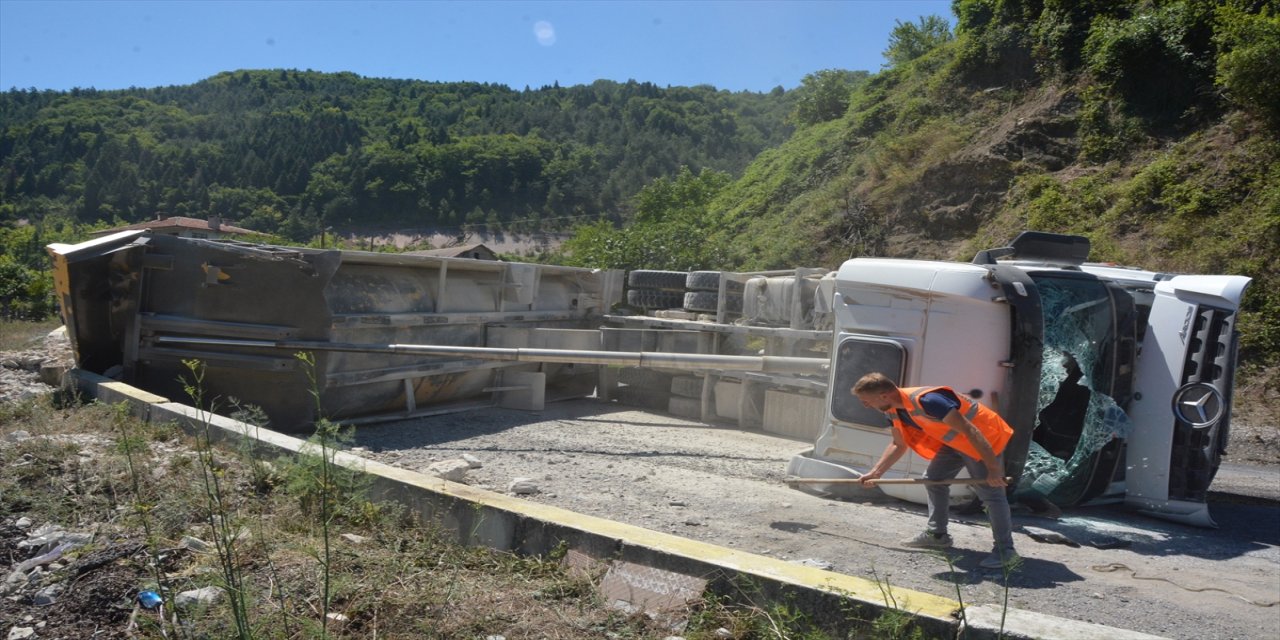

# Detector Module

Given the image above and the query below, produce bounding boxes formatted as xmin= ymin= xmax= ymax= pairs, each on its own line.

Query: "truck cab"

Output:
xmin=792 ymin=232 xmax=1250 ymax=526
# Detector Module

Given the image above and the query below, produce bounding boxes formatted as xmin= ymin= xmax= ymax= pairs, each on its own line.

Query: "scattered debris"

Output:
xmin=0 ymin=328 xmax=72 ymax=404
xmin=428 ymin=459 xmax=472 ymax=482
xmin=1017 ymin=495 xmax=1063 ymax=519
xmin=791 ymin=558 xmax=834 ymax=570
xmin=1021 ymin=526 xmax=1080 ymax=547
xmin=175 ymin=586 xmax=224 ymax=608
xmin=7 ymin=626 xmax=37 ymax=640
xmin=32 ymin=584 xmax=63 ymax=606
xmin=180 ymin=535 xmax=210 ymax=552
xmin=66 ymin=541 xmax=144 ymax=577
xmin=1088 ymin=535 xmax=1131 ymax=550
xmin=507 ymin=477 xmax=540 ymax=494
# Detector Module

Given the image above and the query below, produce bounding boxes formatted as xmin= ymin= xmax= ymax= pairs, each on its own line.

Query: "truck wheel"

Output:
xmin=627 ymin=288 xmax=684 ymax=310
xmin=683 ymin=291 xmax=743 ymax=313
xmin=628 ymin=270 xmax=688 ymax=291
xmin=686 ymin=271 xmax=744 ymax=293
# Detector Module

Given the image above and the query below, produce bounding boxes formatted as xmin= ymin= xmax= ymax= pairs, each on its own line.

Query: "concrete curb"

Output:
xmin=68 ymin=369 xmax=1166 ymax=640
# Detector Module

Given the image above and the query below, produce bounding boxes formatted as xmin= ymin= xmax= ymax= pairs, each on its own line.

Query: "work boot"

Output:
xmin=980 ymin=547 xmax=1020 ymax=571
xmin=901 ymin=530 xmax=953 ymax=549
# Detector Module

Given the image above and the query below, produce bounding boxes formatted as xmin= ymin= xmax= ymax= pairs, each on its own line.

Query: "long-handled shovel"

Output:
xmin=785 ymin=477 xmax=1013 ymax=486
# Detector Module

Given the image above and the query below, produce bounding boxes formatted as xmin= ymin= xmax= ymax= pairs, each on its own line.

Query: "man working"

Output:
xmin=852 ymin=372 xmax=1019 ymax=570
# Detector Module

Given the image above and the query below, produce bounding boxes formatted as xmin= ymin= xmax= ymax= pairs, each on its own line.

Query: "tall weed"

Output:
xmin=180 ymin=359 xmax=254 ymax=639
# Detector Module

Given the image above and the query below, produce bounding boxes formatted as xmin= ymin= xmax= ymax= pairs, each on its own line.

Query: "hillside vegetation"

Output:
xmin=0 ymin=73 xmax=792 ymax=238
xmin=0 ymin=73 xmax=793 ymax=320
xmin=557 ymin=0 xmax=1279 ymax=396
xmin=0 ymin=1 xmax=1276 ymax=396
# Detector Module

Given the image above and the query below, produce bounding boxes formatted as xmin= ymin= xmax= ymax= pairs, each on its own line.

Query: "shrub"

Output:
xmin=791 ymin=69 xmax=871 ymax=127
xmin=1083 ymin=1 xmax=1218 ymax=125
xmin=883 ymin=15 xmax=954 ymax=68
xmin=1031 ymin=0 xmax=1134 ymax=74
xmin=949 ymin=0 xmax=1041 ymax=85
xmin=1214 ymin=4 xmax=1280 ymax=129
xmin=0 ymin=256 xmax=55 ymax=320
xmin=1078 ymin=85 xmax=1147 ymax=162
xmin=948 ymin=23 xmax=1037 ymax=86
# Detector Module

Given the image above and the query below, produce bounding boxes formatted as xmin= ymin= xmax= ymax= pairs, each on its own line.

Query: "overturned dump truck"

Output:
xmin=49 ymin=231 xmax=1250 ymax=527
xmin=47 ymin=230 xmax=627 ymax=431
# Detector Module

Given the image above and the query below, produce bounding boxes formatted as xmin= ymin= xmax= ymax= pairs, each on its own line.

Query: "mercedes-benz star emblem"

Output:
xmin=1171 ymin=382 xmax=1225 ymax=428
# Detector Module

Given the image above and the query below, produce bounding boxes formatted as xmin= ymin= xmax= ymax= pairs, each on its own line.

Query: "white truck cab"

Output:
xmin=791 ymin=232 xmax=1251 ymax=526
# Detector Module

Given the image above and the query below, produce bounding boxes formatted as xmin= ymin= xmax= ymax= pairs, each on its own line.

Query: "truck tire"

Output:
xmin=627 ymin=288 xmax=684 ymax=310
xmin=683 ymin=291 xmax=743 ymax=313
xmin=686 ymin=271 xmax=745 ymax=293
xmin=628 ymin=270 xmax=688 ymax=291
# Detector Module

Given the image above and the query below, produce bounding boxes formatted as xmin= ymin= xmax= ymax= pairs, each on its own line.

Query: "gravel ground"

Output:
xmin=352 ymin=400 xmax=1280 ymax=640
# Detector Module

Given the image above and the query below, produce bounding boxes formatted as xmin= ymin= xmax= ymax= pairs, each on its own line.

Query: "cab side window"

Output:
xmin=829 ymin=338 xmax=905 ymax=426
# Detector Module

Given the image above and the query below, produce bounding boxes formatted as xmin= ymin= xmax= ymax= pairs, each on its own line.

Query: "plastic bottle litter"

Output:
xmin=137 ymin=590 xmax=163 ymax=610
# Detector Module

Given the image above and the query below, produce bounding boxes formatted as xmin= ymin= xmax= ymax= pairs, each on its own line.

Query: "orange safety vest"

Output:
xmin=891 ymin=386 xmax=1013 ymax=461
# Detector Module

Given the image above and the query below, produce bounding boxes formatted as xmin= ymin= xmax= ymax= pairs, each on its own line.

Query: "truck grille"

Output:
xmin=1168 ymin=306 xmax=1236 ymax=502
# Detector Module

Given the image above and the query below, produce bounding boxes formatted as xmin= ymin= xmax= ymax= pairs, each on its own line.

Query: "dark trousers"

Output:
xmin=923 ymin=447 xmax=1014 ymax=551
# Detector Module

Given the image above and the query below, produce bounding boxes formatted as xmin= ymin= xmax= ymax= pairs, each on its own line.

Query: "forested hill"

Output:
xmin=0 ymin=71 xmax=793 ymax=237
xmin=554 ymin=1 xmax=1278 ymax=397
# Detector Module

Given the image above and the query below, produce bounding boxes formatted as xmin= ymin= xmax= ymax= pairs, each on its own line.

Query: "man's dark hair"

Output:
xmin=852 ymin=372 xmax=898 ymax=395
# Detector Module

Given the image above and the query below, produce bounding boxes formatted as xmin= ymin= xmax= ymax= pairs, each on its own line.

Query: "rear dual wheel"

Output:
xmin=626 ymin=288 xmax=684 ymax=310
xmin=682 ymin=291 xmax=743 ymax=313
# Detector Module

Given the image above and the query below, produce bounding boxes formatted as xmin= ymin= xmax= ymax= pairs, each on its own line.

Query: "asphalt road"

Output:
xmin=352 ymin=399 xmax=1280 ymax=640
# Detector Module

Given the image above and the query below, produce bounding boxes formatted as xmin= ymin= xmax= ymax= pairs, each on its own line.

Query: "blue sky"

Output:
xmin=1 ymin=0 xmax=953 ymax=93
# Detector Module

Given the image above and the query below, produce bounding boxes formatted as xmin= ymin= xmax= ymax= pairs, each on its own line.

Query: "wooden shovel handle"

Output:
xmin=786 ymin=477 xmax=1013 ymax=486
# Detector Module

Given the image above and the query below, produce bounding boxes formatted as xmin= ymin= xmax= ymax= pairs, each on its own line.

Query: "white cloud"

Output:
xmin=533 ymin=20 xmax=556 ymax=46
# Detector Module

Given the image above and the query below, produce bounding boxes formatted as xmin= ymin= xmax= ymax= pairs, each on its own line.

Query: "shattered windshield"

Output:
xmin=1018 ymin=274 xmax=1134 ymax=504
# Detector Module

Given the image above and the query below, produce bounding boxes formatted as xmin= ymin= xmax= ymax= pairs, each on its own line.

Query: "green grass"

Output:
xmin=2 ymin=391 xmax=950 ymax=639
xmin=0 ymin=394 xmax=678 ymax=638
xmin=0 ymin=318 xmax=61 ymax=352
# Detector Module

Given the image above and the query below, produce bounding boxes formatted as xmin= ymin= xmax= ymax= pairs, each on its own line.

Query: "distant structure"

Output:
xmin=92 ymin=215 xmax=256 ymax=240
xmin=405 ymin=243 xmax=498 ymax=261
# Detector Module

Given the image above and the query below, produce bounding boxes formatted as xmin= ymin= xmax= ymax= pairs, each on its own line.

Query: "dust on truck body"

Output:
xmin=48 ymin=230 xmax=625 ymax=432
xmin=795 ymin=232 xmax=1250 ymax=527
xmin=49 ymin=231 xmax=1250 ymax=526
